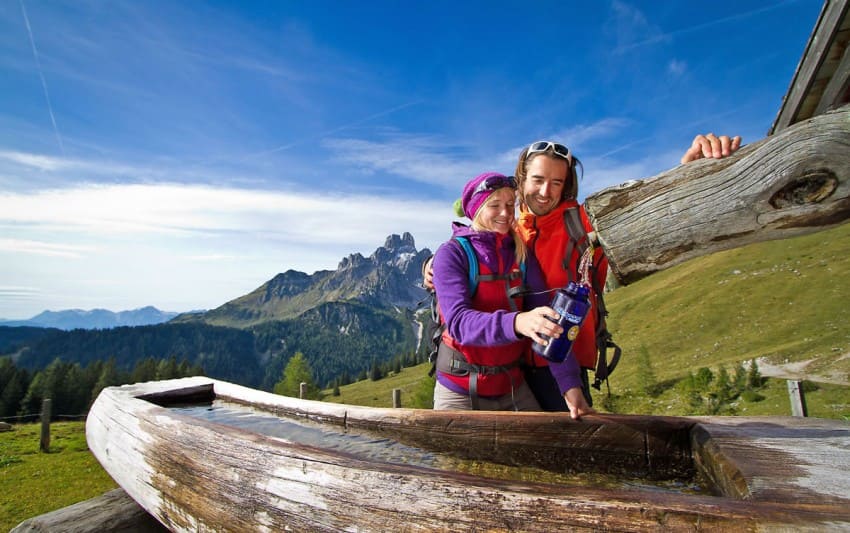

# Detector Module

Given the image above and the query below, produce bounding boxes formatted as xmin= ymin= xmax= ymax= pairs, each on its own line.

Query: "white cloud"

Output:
xmin=0 ymin=181 xmax=451 ymax=258
xmin=609 ymin=1 xmax=668 ymax=51
xmin=0 ymin=150 xmax=68 ymax=171
xmin=0 ymin=181 xmax=454 ymax=318
xmin=550 ymin=118 xmax=634 ymax=151
xmin=323 ymin=134 xmax=490 ymax=190
xmin=0 ymin=149 xmax=152 ymax=179
xmin=668 ymin=59 xmax=687 ymax=76
xmin=0 ymin=238 xmax=95 ymax=258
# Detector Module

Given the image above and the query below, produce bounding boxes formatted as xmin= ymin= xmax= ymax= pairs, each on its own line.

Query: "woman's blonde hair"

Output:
xmin=470 ymin=187 xmax=527 ymax=264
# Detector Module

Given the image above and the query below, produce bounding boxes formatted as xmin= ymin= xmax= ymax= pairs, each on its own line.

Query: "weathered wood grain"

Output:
xmin=691 ymin=416 xmax=850 ymax=505
xmin=216 ymin=383 xmax=694 ymax=480
xmin=86 ymin=377 xmax=850 ymax=532
xmin=585 ymin=104 xmax=850 ymax=285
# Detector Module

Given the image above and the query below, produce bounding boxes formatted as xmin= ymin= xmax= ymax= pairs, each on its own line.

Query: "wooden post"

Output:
xmin=787 ymin=380 xmax=808 ymax=417
xmin=299 ymin=382 xmax=306 ymax=399
xmin=392 ymin=389 xmax=401 ymax=408
xmin=40 ymin=398 xmax=51 ymax=452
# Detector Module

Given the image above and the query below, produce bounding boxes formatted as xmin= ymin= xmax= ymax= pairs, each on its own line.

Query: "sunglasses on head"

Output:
xmin=527 ymin=141 xmax=571 ymax=161
xmin=473 ymin=174 xmax=517 ymax=195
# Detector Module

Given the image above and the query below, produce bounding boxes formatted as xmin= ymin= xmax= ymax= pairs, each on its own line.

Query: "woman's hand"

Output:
xmin=514 ymin=306 xmax=562 ymax=344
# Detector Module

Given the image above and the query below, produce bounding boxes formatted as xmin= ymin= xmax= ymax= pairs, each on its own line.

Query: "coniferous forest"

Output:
xmin=0 ymin=302 xmax=430 ymax=420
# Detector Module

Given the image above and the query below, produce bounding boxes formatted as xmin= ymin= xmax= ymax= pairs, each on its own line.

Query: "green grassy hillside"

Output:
xmin=326 ymin=222 xmax=850 ymax=419
xmin=0 ymin=422 xmax=117 ymax=531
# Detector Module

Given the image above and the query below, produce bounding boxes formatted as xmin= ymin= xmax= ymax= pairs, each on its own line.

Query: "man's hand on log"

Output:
xmin=680 ymin=133 xmax=742 ymax=164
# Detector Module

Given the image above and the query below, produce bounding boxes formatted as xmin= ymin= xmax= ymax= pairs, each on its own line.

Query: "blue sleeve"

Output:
xmin=432 ymin=240 xmax=520 ymax=347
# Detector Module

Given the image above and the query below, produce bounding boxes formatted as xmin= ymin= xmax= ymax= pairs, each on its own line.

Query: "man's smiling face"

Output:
xmin=521 ymin=155 xmax=568 ymax=216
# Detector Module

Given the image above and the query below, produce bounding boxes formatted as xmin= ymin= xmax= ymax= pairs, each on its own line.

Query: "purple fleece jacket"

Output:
xmin=432 ymin=222 xmax=583 ymax=394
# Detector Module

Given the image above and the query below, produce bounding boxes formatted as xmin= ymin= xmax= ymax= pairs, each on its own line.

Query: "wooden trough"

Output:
xmin=83 ymin=376 xmax=850 ymax=532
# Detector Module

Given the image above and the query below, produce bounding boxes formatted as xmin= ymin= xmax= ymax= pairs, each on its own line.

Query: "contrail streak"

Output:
xmin=252 ymin=100 xmax=424 ymax=157
xmin=20 ymin=0 xmax=65 ymax=155
xmin=615 ymin=0 xmax=802 ymax=53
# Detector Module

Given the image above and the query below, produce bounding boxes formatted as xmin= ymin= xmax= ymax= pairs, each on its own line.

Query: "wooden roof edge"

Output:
xmin=769 ymin=0 xmax=850 ymax=135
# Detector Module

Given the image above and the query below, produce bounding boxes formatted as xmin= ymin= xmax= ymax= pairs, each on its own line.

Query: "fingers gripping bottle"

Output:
xmin=531 ymin=282 xmax=591 ymax=363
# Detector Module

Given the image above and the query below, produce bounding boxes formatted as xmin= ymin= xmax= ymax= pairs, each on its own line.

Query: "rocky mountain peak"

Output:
xmin=370 ymin=232 xmax=422 ymax=268
xmin=199 ymin=233 xmax=435 ymax=327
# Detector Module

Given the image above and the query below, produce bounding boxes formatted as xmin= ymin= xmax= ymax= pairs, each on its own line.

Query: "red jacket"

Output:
xmin=517 ymin=200 xmax=608 ymax=370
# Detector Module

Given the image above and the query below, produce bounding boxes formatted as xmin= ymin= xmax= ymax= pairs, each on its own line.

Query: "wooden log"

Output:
xmin=85 ymin=377 xmax=850 ymax=532
xmin=585 ymin=104 xmax=850 ymax=285
xmin=691 ymin=416 xmax=850 ymax=504
xmin=215 ymin=379 xmax=695 ymax=479
xmin=10 ymin=488 xmax=167 ymax=532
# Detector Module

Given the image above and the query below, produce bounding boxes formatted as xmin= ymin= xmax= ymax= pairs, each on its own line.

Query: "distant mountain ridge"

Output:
xmin=0 ymin=306 xmax=179 ymax=330
xmin=176 ymin=232 xmax=432 ymax=328
xmin=3 ymin=232 xmax=436 ymax=391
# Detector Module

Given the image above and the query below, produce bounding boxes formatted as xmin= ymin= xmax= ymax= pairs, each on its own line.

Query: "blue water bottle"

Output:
xmin=531 ymin=282 xmax=591 ymax=363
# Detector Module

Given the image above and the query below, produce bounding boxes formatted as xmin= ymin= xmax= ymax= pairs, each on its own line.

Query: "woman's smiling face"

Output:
xmin=474 ymin=187 xmax=516 ymax=234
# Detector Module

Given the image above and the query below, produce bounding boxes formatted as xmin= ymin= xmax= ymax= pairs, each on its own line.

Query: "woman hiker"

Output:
xmin=430 ymin=171 xmax=592 ymax=418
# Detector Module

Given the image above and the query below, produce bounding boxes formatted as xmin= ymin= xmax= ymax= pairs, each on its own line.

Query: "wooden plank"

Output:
xmin=815 ymin=25 xmax=850 ymax=115
xmin=10 ymin=488 xmax=167 ymax=533
xmin=771 ymin=0 xmax=850 ymax=133
xmin=85 ymin=378 xmax=850 ymax=531
xmin=585 ymin=105 xmax=850 ymax=285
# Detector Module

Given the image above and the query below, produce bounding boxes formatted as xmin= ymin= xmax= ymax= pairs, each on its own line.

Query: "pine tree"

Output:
xmin=733 ymin=361 xmax=748 ymax=393
xmin=369 ymin=360 xmax=383 ymax=381
xmin=0 ymin=358 xmax=29 ymax=418
xmin=274 ymin=352 xmax=321 ymax=400
xmin=694 ymin=367 xmax=714 ymax=390
xmin=132 ymin=358 xmax=159 ymax=383
xmin=709 ymin=365 xmax=735 ymax=415
xmin=156 ymin=358 xmax=179 ymax=380
xmin=747 ymin=359 xmax=763 ymax=389
xmin=91 ymin=359 xmax=123 ymax=406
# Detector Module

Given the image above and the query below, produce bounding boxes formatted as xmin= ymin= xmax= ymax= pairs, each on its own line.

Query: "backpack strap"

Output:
xmin=457 ymin=235 xmax=528 ymax=308
xmin=562 ymin=206 xmax=623 ymax=387
xmin=436 ymin=342 xmax=522 ymax=410
xmin=427 ymin=237 xmax=481 ymax=376
xmin=454 ymin=236 xmax=479 ymax=296
xmin=592 ymin=330 xmax=622 ymax=391
xmin=562 ymin=207 xmax=589 ymax=283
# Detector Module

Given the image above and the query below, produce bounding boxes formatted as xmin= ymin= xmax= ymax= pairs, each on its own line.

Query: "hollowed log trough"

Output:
xmin=84 ymin=377 xmax=850 ymax=532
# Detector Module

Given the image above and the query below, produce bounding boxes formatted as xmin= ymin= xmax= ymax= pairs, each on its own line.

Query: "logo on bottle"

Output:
xmin=566 ymin=325 xmax=580 ymax=341
xmin=562 ymin=312 xmax=583 ymax=324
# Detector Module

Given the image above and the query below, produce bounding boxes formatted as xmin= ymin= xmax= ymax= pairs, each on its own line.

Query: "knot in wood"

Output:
xmin=769 ymin=169 xmax=838 ymax=208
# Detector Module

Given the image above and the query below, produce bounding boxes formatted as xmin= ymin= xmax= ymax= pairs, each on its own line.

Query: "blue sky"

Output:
xmin=0 ymin=0 xmax=822 ymax=319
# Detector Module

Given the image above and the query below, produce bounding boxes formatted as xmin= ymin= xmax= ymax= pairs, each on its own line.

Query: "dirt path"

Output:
xmin=756 ymin=354 xmax=850 ymax=386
